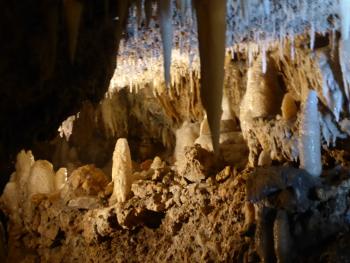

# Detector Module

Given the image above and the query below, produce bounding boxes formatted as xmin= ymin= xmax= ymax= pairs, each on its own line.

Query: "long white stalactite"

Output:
xmin=159 ymin=0 xmax=173 ymax=87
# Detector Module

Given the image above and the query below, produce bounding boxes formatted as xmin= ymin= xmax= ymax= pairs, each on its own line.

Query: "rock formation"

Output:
xmin=1 ymin=0 xmax=350 ymax=262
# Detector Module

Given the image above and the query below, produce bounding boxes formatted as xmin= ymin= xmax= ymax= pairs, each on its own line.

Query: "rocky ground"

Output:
xmin=1 ymin=144 xmax=350 ymax=262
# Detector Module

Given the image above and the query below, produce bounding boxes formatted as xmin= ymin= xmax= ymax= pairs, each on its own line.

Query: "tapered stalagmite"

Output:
xmin=159 ymin=0 xmax=173 ymax=87
xmin=64 ymin=0 xmax=83 ymax=63
xmin=299 ymin=90 xmax=322 ymax=177
xmin=110 ymin=138 xmax=133 ymax=204
xmin=194 ymin=0 xmax=227 ymax=154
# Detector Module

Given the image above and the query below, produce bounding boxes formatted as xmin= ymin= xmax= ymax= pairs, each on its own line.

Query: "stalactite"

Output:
xmin=193 ymin=0 xmax=227 ymax=154
xmin=63 ymin=0 xmax=84 ymax=64
xmin=317 ymin=52 xmax=343 ymax=121
xmin=340 ymin=0 xmax=350 ymax=40
xmin=158 ymin=0 xmax=173 ymax=87
xmin=115 ymin=0 xmax=130 ymax=52
xmin=339 ymin=38 xmax=350 ymax=106
xmin=144 ymin=0 xmax=153 ymax=26
xmin=135 ymin=0 xmax=143 ymax=27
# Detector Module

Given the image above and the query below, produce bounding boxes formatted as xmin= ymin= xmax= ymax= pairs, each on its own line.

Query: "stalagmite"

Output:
xmin=159 ymin=0 xmax=173 ymax=87
xmin=194 ymin=117 xmax=213 ymax=151
xmin=63 ymin=0 xmax=83 ymax=64
xmin=1 ymin=182 xmax=19 ymax=220
xmin=27 ymin=160 xmax=55 ymax=197
xmin=110 ymin=138 xmax=133 ymax=204
xmin=55 ymin=168 xmax=68 ymax=191
xmin=174 ymin=121 xmax=199 ymax=163
xmin=15 ymin=150 xmax=35 ymax=193
xmin=194 ymin=0 xmax=227 ymax=154
xmin=281 ymin=93 xmax=298 ymax=121
xmin=240 ymin=54 xmax=283 ymax=133
xmin=299 ymin=90 xmax=322 ymax=177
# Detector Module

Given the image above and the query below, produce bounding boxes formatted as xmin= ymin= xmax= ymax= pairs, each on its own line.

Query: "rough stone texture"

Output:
xmin=2 ymin=147 xmax=350 ymax=262
xmin=0 ymin=0 xmax=129 ymax=188
xmin=2 ymin=1 xmax=350 ymax=262
xmin=110 ymin=138 xmax=133 ymax=204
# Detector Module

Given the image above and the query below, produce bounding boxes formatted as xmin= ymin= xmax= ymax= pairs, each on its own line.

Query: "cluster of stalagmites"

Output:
xmin=0 ymin=131 xmax=247 ymax=258
xmin=2 ymin=141 xmax=350 ymax=261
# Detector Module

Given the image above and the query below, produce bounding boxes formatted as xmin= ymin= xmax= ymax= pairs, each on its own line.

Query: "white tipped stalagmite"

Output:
xmin=64 ymin=0 xmax=83 ymax=63
xmin=159 ymin=0 xmax=173 ymax=87
xmin=299 ymin=90 xmax=322 ymax=177
xmin=340 ymin=0 xmax=350 ymax=40
xmin=194 ymin=0 xmax=227 ymax=154
xmin=27 ymin=160 xmax=55 ymax=196
xmin=55 ymin=168 xmax=68 ymax=191
xmin=110 ymin=138 xmax=133 ymax=204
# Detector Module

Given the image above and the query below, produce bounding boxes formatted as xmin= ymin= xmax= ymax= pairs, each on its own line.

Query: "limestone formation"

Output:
xmin=281 ymin=93 xmax=298 ymax=121
xmin=299 ymin=90 xmax=322 ymax=177
xmin=194 ymin=0 xmax=227 ymax=154
xmin=110 ymin=138 xmax=133 ymax=204
xmin=27 ymin=160 xmax=55 ymax=197
xmin=3 ymin=1 xmax=350 ymax=262
xmin=55 ymin=168 xmax=67 ymax=191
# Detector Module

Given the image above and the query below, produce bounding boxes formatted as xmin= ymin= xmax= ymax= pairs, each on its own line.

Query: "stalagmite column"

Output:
xmin=110 ymin=138 xmax=133 ymax=204
xmin=194 ymin=0 xmax=227 ymax=154
xmin=299 ymin=90 xmax=322 ymax=177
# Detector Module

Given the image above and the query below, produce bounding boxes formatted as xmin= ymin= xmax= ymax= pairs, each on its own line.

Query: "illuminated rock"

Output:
xmin=110 ymin=138 xmax=133 ymax=204
xmin=27 ymin=160 xmax=55 ymax=197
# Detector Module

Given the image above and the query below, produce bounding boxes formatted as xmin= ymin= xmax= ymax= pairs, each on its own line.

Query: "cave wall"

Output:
xmin=0 ymin=0 xmax=129 ymax=187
